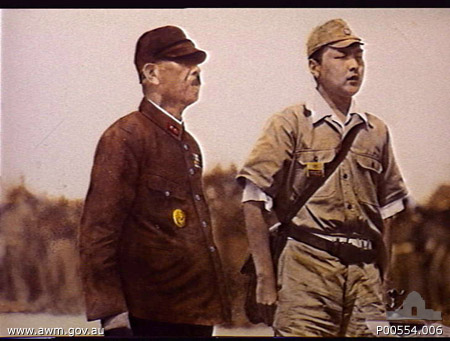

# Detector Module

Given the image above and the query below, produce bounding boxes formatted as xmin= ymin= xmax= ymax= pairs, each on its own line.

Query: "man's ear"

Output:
xmin=142 ymin=63 xmax=159 ymax=85
xmin=308 ymin=59 xmax=320 ymax=80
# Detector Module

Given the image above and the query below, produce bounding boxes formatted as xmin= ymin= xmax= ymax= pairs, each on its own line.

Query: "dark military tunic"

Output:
xmin=79 ymin=98 xmax=231 ymax=325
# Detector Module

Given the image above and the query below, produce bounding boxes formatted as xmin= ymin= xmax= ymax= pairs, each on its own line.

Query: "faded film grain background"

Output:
xmin=1 ymin=9 xmax=450 ymax=335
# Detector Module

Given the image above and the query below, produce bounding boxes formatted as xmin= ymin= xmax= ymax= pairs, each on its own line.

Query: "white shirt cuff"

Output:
xmin=381 ymin=196 xmax=407 ymax=219
xmin=242 ymin=179 xmax=273 ymax=211
xmin=102 ymin=312 xmax=130 ymax=331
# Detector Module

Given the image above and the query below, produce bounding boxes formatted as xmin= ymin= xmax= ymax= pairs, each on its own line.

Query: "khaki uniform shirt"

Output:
xmin=238 ymin=91 xmax=408 ymax=240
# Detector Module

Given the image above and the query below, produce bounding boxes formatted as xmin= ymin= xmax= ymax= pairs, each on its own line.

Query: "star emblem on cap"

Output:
xmin=343 ymin=28 xmax=351 ymax=35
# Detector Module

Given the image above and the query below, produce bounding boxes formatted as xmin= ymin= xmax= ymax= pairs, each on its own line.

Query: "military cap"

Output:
xmin=307 ymin=19 xmax=363 ymax=58
xmin=134 ymin=26 xmax=207 ymax=80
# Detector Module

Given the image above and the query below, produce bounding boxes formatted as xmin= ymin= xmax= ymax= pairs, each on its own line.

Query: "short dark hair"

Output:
xmin=309 ymin=45 xmax=326 ymax=64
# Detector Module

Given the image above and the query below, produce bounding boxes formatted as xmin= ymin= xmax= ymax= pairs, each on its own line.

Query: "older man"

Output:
xmin=238 ymin=19 xmax=408 ymax=336
xmin=79 ymin=26 xmax=230 ymax=337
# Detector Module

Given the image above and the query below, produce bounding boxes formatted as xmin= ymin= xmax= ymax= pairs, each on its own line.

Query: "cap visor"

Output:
xmin=170 ymin=50 xmax=207 ymax=64
xmin=328 ymin=39 xmax=363 ymax=49
xmin=162 ymin=40 xmax=207 ymax=64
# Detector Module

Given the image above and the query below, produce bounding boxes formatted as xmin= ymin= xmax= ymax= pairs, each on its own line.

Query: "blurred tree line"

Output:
xmin=0 ymin=167 xmax=449 ymax=326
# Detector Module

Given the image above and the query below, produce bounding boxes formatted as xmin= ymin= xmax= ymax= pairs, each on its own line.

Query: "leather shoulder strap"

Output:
xmin=280 ymin=123 xmax=364 ymax=224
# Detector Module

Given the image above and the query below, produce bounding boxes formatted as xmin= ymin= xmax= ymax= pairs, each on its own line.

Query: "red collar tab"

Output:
xmin=167 ymin=124 xmax=181 ymax=137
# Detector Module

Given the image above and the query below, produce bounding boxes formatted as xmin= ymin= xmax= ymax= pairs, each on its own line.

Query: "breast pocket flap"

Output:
xmin=296 ymin=149 xmax=336 ymax=165
xmin=146 ymin=174 xmax=187 ymax=200
xmin=355 ymin=155 xmax=383 ymax=174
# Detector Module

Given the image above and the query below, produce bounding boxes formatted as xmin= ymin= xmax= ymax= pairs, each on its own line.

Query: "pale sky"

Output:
xmin=2 ymin=9 xmax=450 ymax=204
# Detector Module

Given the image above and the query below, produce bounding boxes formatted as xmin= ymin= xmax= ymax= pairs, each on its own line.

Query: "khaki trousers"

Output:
xmin=273 ymin=239 xmax=386 ymax=337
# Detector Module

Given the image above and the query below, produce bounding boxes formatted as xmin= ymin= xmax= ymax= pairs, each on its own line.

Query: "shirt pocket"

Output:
xmin=144 ymin=174 xmax=189 ymax=226
xmin=146 ymin=174 xmax=188 ymax=200
xmin=351 ymin=153 xmax=383 ymax=206
xmin=293 ymin=149 xmax=337 ymax=198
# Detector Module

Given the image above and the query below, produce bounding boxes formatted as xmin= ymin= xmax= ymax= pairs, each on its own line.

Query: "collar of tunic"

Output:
xmin=139 ymin=98 xmax=185 ymax=140
xmin=147 ymin=98 xmax=183 ymax=125
xmin=305 ymin=89 xmax=371 ymax=130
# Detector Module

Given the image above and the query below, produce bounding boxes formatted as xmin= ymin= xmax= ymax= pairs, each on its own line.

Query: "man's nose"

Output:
xmin=190 ymin=65 xmax=200 ymax=76
xmin=347 ymin=57 xmax=360 ymax=71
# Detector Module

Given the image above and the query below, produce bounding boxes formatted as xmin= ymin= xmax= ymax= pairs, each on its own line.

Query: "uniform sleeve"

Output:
xmin=378 ymin=128 xmax=408 ymax=210
xmin=237 ymin=113 xmax=296 ymax=198
xmin=242 ymin=179 xmax=274 ymax=211
xmin=380 ymin=197 xmax=405 ymax=219
xmin=79 ymin=126 xmax=139 ymax=321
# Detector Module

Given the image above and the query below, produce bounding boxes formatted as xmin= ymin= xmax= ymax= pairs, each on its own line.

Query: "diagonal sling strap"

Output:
xmin=242 ymin=121 xmax=365 ymax=274
xmin=279 ymin=121 xmax=365 ymax=225
xmin=241 ymin=121 xmax=365 ymax=326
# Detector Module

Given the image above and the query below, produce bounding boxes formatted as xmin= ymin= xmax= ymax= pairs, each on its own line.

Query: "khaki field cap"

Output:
xmin=134 ymin=25 xmax=207 ymax=80
xmin=307 ymin=19 xmax=363 ymax=58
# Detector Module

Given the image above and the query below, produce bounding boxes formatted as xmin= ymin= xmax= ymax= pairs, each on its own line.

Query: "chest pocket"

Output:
xmin=294 ymin=149 xmax=337 ymax=198
xmin=146 ymin=174 xmax=188 ymax=200
xmin=144 ymin=174 xmax=189 ymax=226
xmin=355 ymin=154 xmax=383 ymax=174
xmin=352 ymin=153 xmax=383 ymax=206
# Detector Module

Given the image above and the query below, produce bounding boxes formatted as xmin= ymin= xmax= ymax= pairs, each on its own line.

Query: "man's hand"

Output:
xmin=256 ymin=274 xmax=278 ymax=326
xmin=243 ymin=201 xmax=277 ymax=288
xmin=243 ymin=201 xmax=279 ymax=325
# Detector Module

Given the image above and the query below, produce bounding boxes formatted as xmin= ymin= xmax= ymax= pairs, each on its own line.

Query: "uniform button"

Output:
xmin=343 ymin=174 xmax=348 ymax=179
xmin=183 ymin=144 xmax=189 ymax=150
xmin=164 ymin=191 xmax=171 ymax=197
xmin=202 ymin=221 xmax=208 ymax=228
xmin=189 ymin=168 xmax=195 ymax=175
xmin=194 ymin=194 xmax=201 ymax=201
xmin=347 ymin=203 xmax=353 ymax=210
xmin=154 ymin=224 xmax=160 ymax=229
xmin=209 ymin=246 xmax=216 ymax=252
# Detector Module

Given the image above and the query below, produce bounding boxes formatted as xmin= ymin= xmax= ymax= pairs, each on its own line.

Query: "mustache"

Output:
xmin=192 ymin=75 xmax=201 ymax=86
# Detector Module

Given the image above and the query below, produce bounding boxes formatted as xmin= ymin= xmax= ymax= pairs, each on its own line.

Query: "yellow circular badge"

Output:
xmin=172 ymin=209 xmax=186 ymax=228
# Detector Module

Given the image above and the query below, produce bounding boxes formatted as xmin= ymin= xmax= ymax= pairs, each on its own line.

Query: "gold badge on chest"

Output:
xmin=305 ymin=162 xmax=325 ymax=177
xmin=172 ymin=209 xmax=186 ymax=228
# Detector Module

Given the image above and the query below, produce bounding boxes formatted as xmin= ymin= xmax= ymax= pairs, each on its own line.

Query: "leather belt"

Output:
xmin=311 ymin=233 xmax=373 ymax=250
xmin=286 ymin=225 xmax=377 ymax=265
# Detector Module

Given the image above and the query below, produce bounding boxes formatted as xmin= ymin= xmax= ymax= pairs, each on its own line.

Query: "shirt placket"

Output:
xmin=181 ymin=139 xmax=212 ymax=246
xmin=324 ymin=116 xmax=362 ymax=225
xmin=180 ymin=135 xmax=228 ymax=300
xmin=340 ymin=118 xmax=365 ymax=227
xmin=183 ymin=136 xmax=231 ymax=318
xmin=340 ymin=158 xmax=360 ymax=223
